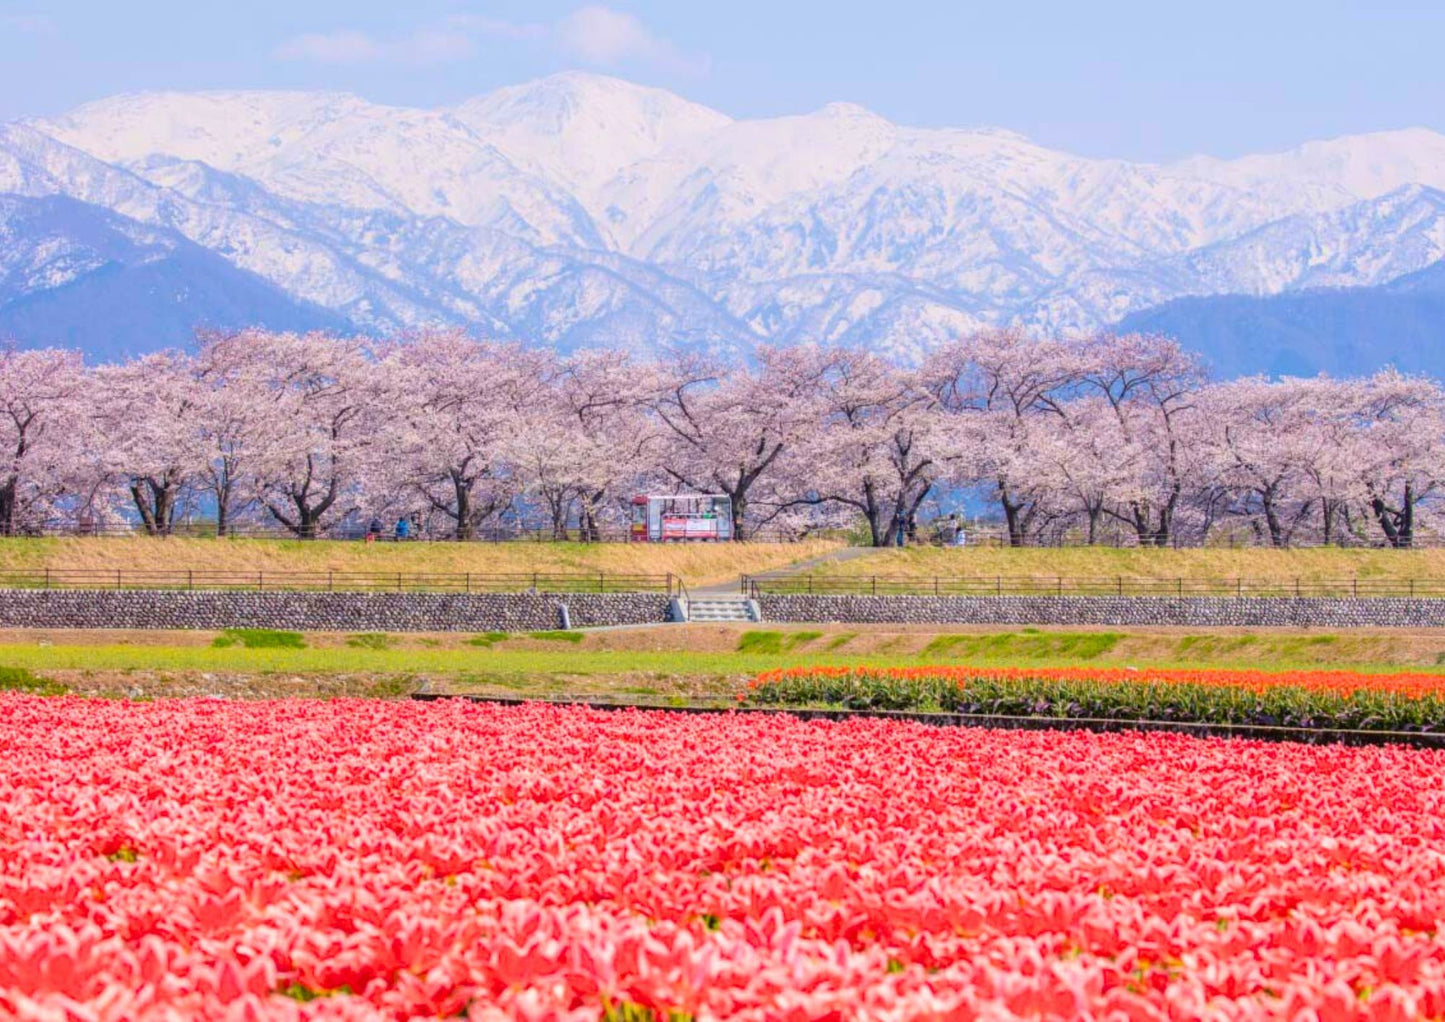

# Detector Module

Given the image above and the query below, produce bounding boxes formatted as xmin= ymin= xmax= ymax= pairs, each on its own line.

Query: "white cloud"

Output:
xmin=556 ymin=5 xmax=707 ymax=75
xmin=272 ymin=6 xmax=707 ymax=75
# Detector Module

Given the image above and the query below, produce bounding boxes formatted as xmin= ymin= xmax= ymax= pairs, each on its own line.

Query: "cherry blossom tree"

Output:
xmin=224 ymin=331 xmax=383 ymax=539
xmin=1025 ymin=396 xmax=1133 ymax=545
xmin=796 ymin=349 xmax=945 ymax=547
xmin=1076 ymin=333 xmax=1206 ymax=547
xmin=923 ymin=329 xmax=1085 ymax=546
xmin=191 ymin=332 xmax=282 ymax=537
xmin=379 ymin=331 xmax=546 ymax=541
xmin=1346 ymin=370 xmax=1445 ymax=548
xmin=90 ymin=351 xmax=209 ymax=536
xmin=0 ymin=346 xmax=86 ymax=536
xmin=1289 ymin=377 xmax=1368 ymax=545
xmin=6 ymin=328 xmax=1445 ymax=550
xmin=646 ymin=346 xmax=829 ymax=541
xmin=552 ymin=349 xmax=655 ymax=541
xmin=1199 ymin=377 xmax=1356 ymax=548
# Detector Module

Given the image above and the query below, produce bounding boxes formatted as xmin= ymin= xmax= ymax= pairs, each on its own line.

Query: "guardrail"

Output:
xmin=740 ymin=574 xmax=1445 ymax=599
xmin=0 ymin=569 xmax=684 ymax=596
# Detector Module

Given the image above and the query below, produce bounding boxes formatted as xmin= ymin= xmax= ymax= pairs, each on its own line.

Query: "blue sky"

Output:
xmin=2 ymin=0 xmax=1442 ymax=161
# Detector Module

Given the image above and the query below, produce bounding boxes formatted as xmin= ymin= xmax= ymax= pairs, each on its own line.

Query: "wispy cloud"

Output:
xmin=446 ymin=14 xmax=547 ymax=43
xmin=273 ymin=30 xmax=382 ymax=64
xmin=273 ymin=26 xmax=480 ymax=65
xmin=0 ymin=13 xmax=56 ymax=36
xmin=272 ymin=6 xmax=706 ymax=75
xmin=556 ymin=6 xmax=707 ymax=76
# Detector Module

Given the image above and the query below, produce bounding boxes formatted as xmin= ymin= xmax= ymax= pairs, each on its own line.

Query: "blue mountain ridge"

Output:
xmin=0 ymin=193 xmax=351 ymax=361
xmin=1114 ymin=260 xmax=1445 ymax=379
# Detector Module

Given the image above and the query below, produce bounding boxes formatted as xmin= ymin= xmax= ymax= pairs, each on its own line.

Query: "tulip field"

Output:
xmin=5 ymin=695 xmax=1445 ymax=1019
xmin=746 ymin=664 xmax=1445 ymax=733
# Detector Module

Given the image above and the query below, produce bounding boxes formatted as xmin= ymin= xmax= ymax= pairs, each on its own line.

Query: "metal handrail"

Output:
xmin=0 ymin=569 xmax=678 ymax=594
xmin=743 ymin=573 xmax=1445 ymax=599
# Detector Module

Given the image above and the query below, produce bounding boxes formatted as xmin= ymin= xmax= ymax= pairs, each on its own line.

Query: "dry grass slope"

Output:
xmin=0 ymin=538 xmax=842 ymax=588
xmin=813 ymin=547 xmax=1445 ymax=583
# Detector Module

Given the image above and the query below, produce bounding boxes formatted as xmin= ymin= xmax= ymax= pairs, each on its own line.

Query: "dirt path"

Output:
xmin=690 ymin=545 xmax=883 ymax=597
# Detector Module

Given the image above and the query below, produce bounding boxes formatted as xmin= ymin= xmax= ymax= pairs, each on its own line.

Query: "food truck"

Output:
xmin=630 ymin=494 xmax=734 ymax=542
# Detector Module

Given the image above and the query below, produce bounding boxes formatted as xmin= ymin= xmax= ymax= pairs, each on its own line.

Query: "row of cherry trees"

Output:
xmin=0 ymin=330 xmax=1440 ymax=546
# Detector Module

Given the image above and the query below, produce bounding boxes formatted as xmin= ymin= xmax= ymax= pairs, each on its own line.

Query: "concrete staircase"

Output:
xmin=683 ymin=597 xmax=759 ymax=623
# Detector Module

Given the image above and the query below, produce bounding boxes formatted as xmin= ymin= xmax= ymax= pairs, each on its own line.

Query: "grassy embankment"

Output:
xmin=7 ymin=540 xmax=1445 ymax=705
xmin=11 ymin=539 xmax=1444 ymax=588
xmin=0 ymin=537 xmax=841 ymax=588
xmin=804 ymin=546 xmax=1445 ymax=583
xmin=6 ymin=622 xmax=1445 ymax=702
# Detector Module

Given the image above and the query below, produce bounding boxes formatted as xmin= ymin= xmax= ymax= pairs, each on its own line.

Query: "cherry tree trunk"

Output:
xmin=453 ymin=476 xmax=474 ymax=542
xmin=0 ymin=476 xmax=15 ymax=537
xmin=731 ymin=494 xmax=749 ymax=542
xmin=130 ymin=479 xmax=177 ymax=537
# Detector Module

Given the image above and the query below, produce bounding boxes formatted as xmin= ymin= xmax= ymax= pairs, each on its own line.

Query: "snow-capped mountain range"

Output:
xmin=4 ymin=71 xmax=1445 ymax=369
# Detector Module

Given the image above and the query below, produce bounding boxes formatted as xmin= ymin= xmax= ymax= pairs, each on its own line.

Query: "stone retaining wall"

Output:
xmin=757 ymin=594 xmax=1445 ymax=629
xmin=0 ymin=589 xmax=670 ymax=632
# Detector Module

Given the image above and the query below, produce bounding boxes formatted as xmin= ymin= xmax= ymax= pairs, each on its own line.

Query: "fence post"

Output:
xmin=1116 ymin=575 xmax=1122 ymax=596
xmin=44 ymin=567 xmax=49 ymax=589
xmin=465 ymin=572 xmax=471 ymax=594
xmin=116 ymin=569 xmax=121 ymax=590
xmin=996 ymin=576 xmax=1001 ymax=597
xmin=1057 ymin=576 xmax=1063 ymax=597
xmin=871 ymin=575 xmax=877 ymax=596
xmin=1295 ymin=576 xmax=1300 ymax=598
xmin=258 ymin=572 xmax=263 ymax=591
xmin=397 ymin=572 xmax=403 ymax=592
xmin=1177 ymin=577 xmax=1182 ymax=597
xmin=188 ymin=569 xmax=193 ymax=592
xmin=934 ymin=576 xmax=939 ymax=597
xmin=1353 ymin=576 xmax=1358 ymax=598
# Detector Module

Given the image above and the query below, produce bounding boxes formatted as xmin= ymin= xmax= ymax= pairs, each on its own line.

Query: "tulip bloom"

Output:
xmin=3 ymin=695 xmax=1445 ymax=1019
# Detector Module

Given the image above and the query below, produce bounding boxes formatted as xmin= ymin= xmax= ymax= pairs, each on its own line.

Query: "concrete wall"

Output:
xmin=757 ymin=594 xmax=1445 ymax=629
xmin=0 ymin=589 xmax=669 ymax=632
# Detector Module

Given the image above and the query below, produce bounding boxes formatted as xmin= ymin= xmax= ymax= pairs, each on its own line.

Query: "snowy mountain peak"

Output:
xmin=1171 ymin=127 xmax=1445 ymax=202
xmin=452 ymin=71 xmax=731 ymax=212
xmin=37 ymin=90 xmax=374 ymax=168
xmin=456 ymin=71 xmax=730 ymax=132
xmin=814 ymin=101 xmax=888 ymax=121
xmin=4 ymin=76 xmax=1445 ymax=369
